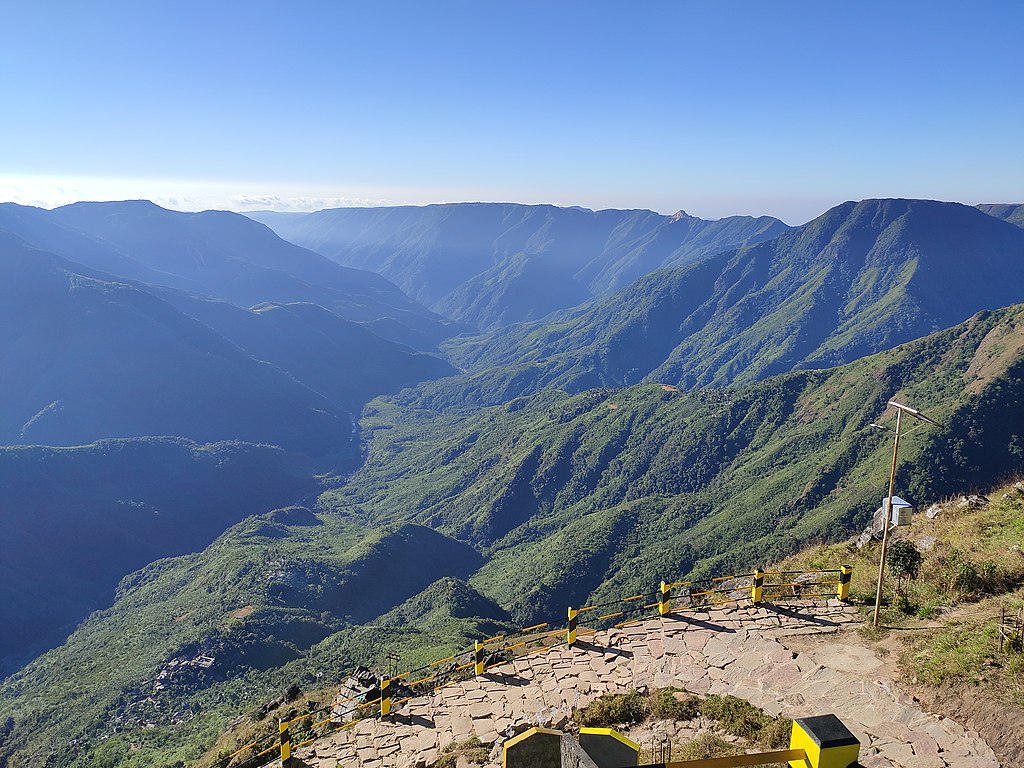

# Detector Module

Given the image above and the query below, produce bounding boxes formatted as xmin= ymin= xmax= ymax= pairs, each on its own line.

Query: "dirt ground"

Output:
xmin=784 ymin=620 xmax=1023 ymax=768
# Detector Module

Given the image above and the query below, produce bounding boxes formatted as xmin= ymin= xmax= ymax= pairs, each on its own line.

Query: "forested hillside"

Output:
xmin=0 ymin=201 xmax=457 ymax=349
xmin=5 ymin=302 xmax=1024 ymax=767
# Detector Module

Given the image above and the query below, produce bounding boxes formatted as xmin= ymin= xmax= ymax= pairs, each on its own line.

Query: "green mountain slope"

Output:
xmin=443 ymin=199 xmax=1024 ymax=401
xmin=155 ymin=292 xmax=455 ymax=411
xmin=250 ymin=203 xmax=790 ymax=328
xmin=0 ymin=438 xmax=315 ymax=674
xmin=5 ymin=303 xmax=1024 ymax=767
xmin=326 ymin=303 xmax=1024 ymax=619
xmin=0 ymin=517 xmax=498 ymax=768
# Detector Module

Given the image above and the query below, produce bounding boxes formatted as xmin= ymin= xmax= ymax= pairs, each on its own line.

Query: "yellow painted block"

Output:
xmin=789 ymin=716 xmax=860 ymax=768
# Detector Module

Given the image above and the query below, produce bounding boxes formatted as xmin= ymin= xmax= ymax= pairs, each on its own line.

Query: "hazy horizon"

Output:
xmin=2 ymin=1 xmax=1020 ymax=227
xmin=2 ymin=180 xmax=1021 ymax=229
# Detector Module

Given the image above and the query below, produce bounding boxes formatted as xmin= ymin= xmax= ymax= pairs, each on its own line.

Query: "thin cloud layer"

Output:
xmin=228 ymin=194 xmax=396 ymax=211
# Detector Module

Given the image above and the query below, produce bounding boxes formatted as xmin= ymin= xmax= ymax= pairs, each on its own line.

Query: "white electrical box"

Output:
xmin=884 ymin=496 xmax=913 ymax=527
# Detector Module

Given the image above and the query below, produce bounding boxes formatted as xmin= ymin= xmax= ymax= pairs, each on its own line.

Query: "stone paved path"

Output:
xmin=295 ymin=600 xmax=999 ymax=767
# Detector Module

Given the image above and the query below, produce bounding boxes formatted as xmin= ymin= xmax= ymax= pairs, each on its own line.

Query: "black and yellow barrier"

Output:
xmin=503 ymin=726 xmax=563 ymax=767
xmin=567 ymin=606 xmax=579 ymax=647
xmin=659 ymin=581 xmax=671 ymax=616
xmin=217 ymin=565 xmax=851 ymax=768
xmin=837 ymin=565 xmax=851 ymax=601
xmin=579 ymin=727 xmax=640 ymax=767
xmin=759 ymin=569 xmax=844 ymax=601
xmin=380 ymin=676 xmax=392 ymax=717
xmin=474 ymin=640 xmax=486 ymax=675
xmin=278 ymin=718 xmax=291 ymax=765
xmin=504 ymin=713 xmax=859 ymax=768
xmin=788 ymin=714 xmax=860 ymax=768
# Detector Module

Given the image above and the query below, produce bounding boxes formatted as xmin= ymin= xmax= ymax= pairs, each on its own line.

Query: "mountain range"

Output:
xmin=3 ymin=196 xmax=1024 ymax=768
xmin=248 ymin=203 xmax=791 ymax=328
xmin=0 ymin=438 xmax=315 ymax=675
xmin=0 ymin=202 xmax=457 ymax=675
xmin=977 ymin=202 xmax=1024 ymax=229
xmin=0 ymin=233 xmax=353 ymax=455
xmin=0 ymin=201 xmax=457 ymax=349
xmin=5 ymin=299 xmax=1024 ymax=768
xmin=438 ymin=199 xmax=1024 ymax=404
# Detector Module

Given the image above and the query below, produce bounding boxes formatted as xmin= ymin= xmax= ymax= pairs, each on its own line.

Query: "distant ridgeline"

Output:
xmin=438 ymin=199 xmax=1024 ymax=405
xmin=249 ymin=202 xmax=792 ymax=329
xmin=2 ymin=198 xmax=1024 ymax=767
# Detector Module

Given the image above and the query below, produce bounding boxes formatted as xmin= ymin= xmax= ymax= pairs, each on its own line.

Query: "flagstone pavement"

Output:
xmin=294 ymin=600 xmax=999 ymax=768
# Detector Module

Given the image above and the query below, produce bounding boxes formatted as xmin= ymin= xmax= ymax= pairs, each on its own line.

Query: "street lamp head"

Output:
xmin=887 ymin=400 xmax=942 ymax=427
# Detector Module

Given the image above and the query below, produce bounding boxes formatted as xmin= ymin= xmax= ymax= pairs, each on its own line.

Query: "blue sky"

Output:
xmin=1 ymin=0 xmax=1020 ymax=224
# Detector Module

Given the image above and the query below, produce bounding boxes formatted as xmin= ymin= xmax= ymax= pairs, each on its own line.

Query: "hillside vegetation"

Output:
xmin=0 ymin=438 xmax=316 ymax=674
xmin=0 ymin=516 xmax=503 ymax=768
xmin=0 ymin=234 xmax=353 ymax=456
xmin=5 ymin=302 xmax=1024 ymax=767
xmin=0 ymin=201 xmax=456 ymax=349
xmin=779 ymin=480 xmax=1024 ymax=766
xmin=324 ymin=303 xmax=1024 ymax=620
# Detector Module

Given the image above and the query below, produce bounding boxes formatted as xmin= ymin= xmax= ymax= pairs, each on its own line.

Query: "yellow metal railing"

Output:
xmin=209 ymin=565 xmax=851 ymax=768
xmin=643 ymin=749 xmax=805 ymax=767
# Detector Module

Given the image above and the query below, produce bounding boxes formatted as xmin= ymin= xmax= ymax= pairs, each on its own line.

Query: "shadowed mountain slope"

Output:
xmin=155 ymin=291 xmax=456 ymax=411
xmin=442 ymin=199 xmax=1024 ymax=402
xmin=0 ymin=233 xmax=352 ymax=456
xmin=0 ymin=518 xmax=493 ymax=768
xmin=0 ymin=201 xmax=456 ymax=349
xmin=0 ymin=438 xmax=315 ymax=674
xmin=978 ymin=202 xmax=1024 ymax=229
xmin=250 ymin=203 xmax=790 ymax=328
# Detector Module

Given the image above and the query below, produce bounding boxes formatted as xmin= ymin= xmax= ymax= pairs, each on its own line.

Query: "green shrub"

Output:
xmin=676 ymin=733 xmax=743 ymax=759
xmin=893 ymin=593 xmax=914 ymax=614
xmin=937 ymin=548 xmax=1008 ymax=596
xmin=432 ymin=736 xmax=488 ymax=768
xmin=758 ymin=717 xmax=792 ymax=749
xmin=699 ymin=695 xmax=773 ymax=740
xmin=649 ymin=687 xmax=699 ymax=720
xmin=574 ymin=690 xmax=650 ymax=727
xmin=888 ymin=540 xmax=922 ymax=589
xmin=1007 ymin=631 xmax=1024 ymax=653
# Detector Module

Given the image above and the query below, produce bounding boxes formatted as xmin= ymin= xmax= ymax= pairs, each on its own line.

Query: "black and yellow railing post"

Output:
xmin=474 ymin=640 xmax=485 ymax=675
xmin=567 ymin=606 xmax=578 ymax=647
xmin=837 ymin=565 xmax=852 ymax=601
xmin=380 ymin=676 xmax=391 ymax=717
xmin=752 ymin=568 xmax=764 ymax=604
xmin=789 ymin=713 xmax=861 ymax=767
xmin=659 ymin=581 xmax=671 ymax=616
xmin=278 ymin=718 xmax=291 ymax=765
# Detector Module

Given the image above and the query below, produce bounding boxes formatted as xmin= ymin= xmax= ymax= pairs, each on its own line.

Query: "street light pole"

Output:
xmin=873 ymin=407 xmax=902 ymax=627
xmin=871 ymin=400 xmax=940 ymax=627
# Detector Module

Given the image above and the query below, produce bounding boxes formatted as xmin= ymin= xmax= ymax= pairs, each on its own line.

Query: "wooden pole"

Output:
xmin=873 ymin=408 xmax=902 ymax=627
